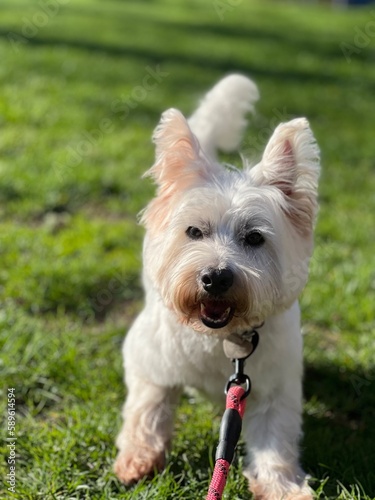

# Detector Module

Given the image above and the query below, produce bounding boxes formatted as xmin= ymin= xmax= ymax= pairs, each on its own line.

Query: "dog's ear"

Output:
xmin=141 ymin=109 xmax=210 ymax=230
xmin=146 ymin=108 xmax=210 ymax=191
xmin=251 ymin=118 xmax=320 ymax=236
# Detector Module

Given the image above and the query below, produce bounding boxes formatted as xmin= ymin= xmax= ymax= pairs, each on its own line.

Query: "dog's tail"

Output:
xmin=188 ymin=74 xmax=259 ymax=161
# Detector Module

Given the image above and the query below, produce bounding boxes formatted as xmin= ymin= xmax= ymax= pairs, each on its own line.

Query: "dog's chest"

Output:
xmin=162 ymin=326 xmax=232 ymax=396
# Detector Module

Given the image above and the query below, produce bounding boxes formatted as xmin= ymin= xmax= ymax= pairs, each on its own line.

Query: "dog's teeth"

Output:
xmin=200 ymin=304 xmax=231 ymax=324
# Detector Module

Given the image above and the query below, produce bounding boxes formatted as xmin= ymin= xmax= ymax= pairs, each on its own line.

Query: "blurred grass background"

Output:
xmin=0 ymin=0 xmax=374 ymax=498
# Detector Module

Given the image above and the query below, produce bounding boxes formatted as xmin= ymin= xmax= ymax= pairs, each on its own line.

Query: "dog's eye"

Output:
xmin=244 ymin=230 xmax=265 ymax=247
xmin=186 ymin=226 xmax=203 ymax=240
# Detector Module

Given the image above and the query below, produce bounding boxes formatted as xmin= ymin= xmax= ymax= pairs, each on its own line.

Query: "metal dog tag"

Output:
xmin=223 ymin=331 xmax=258 ymax=360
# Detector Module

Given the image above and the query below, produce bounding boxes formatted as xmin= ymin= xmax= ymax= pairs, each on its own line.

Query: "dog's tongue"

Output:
xmin=203 ymin=300 xmax=230 ymax=320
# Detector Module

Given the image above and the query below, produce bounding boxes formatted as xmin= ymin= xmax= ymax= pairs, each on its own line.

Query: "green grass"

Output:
xmin=0 ymin=0 xmax=375 ymax=498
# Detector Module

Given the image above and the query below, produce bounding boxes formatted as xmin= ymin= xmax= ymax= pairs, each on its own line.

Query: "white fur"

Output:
xmin=188 ymin=74 xmax=259 ymax=160
xmin=114 ymin=75 xmax=320 ymax=499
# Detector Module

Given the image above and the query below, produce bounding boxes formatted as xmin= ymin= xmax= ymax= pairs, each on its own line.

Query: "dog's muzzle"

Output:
xmin=199 ymin=299 xmax=235 ymax=329
xmin=198 ymin=268 xmax=235 ymax=329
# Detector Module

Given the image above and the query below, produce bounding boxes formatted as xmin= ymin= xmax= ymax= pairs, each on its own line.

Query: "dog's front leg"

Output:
xmin=243 ymin=391 xmax=313 ymax=500
xmin=114 ymin=376 xmax=180 ymax=485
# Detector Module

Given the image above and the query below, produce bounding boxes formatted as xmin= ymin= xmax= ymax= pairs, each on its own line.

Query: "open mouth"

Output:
xmin=199 ymin=300 xmax=235 ymax=329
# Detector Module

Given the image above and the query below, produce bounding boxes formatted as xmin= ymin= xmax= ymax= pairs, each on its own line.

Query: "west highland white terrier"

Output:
xmin=114 ymin=74 xmax=320 ymax=499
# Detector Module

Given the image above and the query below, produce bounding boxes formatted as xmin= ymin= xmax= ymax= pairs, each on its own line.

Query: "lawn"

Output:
xmin=0 ymin=0 xmax=375 ymax=498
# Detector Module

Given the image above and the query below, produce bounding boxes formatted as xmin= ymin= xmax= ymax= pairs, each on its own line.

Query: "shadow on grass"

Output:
xmin=161 ymin=362 xmax=375 ymax=497
xmin=119 ymin=362 xmax=375 ymax=497
xmin=303 ymin=362 xmax=375 ymax=496
xmin=0 ymin=25 xmax=373 ymax=89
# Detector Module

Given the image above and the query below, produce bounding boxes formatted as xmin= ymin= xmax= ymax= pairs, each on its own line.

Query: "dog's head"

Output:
xmin=141 ymin=109 xmax=320 ymax=336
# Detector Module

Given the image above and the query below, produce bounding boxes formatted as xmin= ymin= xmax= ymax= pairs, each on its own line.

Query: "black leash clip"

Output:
xmin=225 ymin=330 xmax=259 ymax=400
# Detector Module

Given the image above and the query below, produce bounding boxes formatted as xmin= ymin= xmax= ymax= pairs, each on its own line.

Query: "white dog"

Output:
xmin=114 ymin=75 xmax=320 ymax=499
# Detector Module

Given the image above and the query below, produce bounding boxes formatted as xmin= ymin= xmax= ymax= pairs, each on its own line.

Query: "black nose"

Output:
xmin=201 ymin=268 xmax=234 ymax=295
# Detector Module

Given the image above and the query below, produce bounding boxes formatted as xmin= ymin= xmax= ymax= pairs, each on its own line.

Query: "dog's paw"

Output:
xmin=250 ymin=480 xmax=314 ymax=500
xmin=114 ymin=447 xmax=165 ymax=485
xmin=247 ymin=471 xmax=314 ymax=500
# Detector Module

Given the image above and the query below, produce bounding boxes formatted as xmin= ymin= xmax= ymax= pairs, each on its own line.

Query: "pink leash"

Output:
xmin=206 ymin=385 xmax=247 ymax=499
xmin=206 ymin=329 xmax=259 ymax=500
